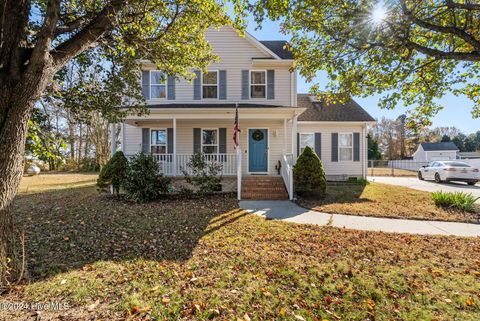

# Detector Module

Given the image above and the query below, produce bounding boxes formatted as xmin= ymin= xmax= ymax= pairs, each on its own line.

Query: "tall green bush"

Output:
xmin=97 ymin=151 xmax=128 ymax=195
xmin=123 ymin=152 xmax=171 ymax=203
xmin=293 ymin=146 xmax=326 ymax=197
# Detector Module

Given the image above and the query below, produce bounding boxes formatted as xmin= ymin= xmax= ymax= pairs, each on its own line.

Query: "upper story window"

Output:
xmin=151 ymin=129 xmax=167 ymax=154
xmin=299 ymin=133 xmax=315 ymax=154
xmin=202 ymin=129 xmax=218 ymax=154
xmin=202 ymin=71 xmax=218 ymax=99
xmin=151 ymin=71 xmax=167 ymax=99
xmin=339 ymin=133 xmax=353 ymax=161
xmin=251 ymin=71 xmax=266 ymax=98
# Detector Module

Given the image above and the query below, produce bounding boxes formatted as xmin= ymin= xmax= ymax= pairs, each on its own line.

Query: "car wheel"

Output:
xmin=434 ymin=173 xmax=442 ymax=183
xmin=418 ymin=171 xmax=424 ymax=180
xmin=468 ymin=181 xmax=477 ymax=186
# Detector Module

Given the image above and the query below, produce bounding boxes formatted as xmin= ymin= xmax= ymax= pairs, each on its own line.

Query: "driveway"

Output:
xmin=369 ymin=176 xmax=480 ymax=200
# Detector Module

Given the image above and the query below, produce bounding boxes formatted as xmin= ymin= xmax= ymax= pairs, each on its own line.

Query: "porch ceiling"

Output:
xmin=123 ymin=107 xmax=305 ymax=126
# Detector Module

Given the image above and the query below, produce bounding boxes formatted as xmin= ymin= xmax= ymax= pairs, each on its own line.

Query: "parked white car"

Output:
xmin=418 ymin=161 xmax=480 ymax=185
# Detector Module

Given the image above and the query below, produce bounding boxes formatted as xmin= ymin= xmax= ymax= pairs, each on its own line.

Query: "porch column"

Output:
xmin=283 ymin=118 xmax=287 ymax=154
xmin=110 ymin=123 xmax=116 ymax=157
xmin=173 ymin=117 xmax=177 ymax=176
xmin=291 ymin=114 xmax=298 ymax=156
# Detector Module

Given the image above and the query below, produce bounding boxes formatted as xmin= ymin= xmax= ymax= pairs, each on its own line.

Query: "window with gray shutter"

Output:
xmin=331 ymin=133 xmax=338 ymax=162
xmin=219 ymin=70 xmax=227 ymax=100
xmin=142 ymin=71 xmax=150 ymax=100
xmin=241 ymin=70 xmax=249 ymax=99
xmin=193 ymin=70 xmax=201 ymax=100
xmin=267 ymin=70 xmax=275 ymax=99
xmin=219 ymin=128 xmax=227 ymax=153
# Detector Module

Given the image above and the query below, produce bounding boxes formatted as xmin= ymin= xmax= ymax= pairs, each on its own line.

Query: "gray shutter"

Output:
xmin=219 ymin=128 xmax=227 ymax=153
xmin=267 ymin=70 xmax=275 ymax=100
xmin=331 ymin=133 xmax=338 ymax=162
xmin=315 ymin=133 xmax=322 ymax=159
xmin=167 ymin=75 xmax=175 ymax=100
xmin=193 ymin=70 xmax=201 ymax=100
xmin=142 ymin=71 xmax=150 ymax=100
xmin=297 ymin=133 xmax=300 ymax=156
xmin=142 ymin=128 xmax=150 ymax=153
xmin=167 ymin=128 xmax=174 ymax=154
xmin=219 ymin=70 xmax=227 ymax=100
xmin=241 ymin=70 xmax=249 ymax=100
xmin=353 ymin=132 xmax=360 ymax=162
xmin=193 ymin=128 xmax=201 ymax=153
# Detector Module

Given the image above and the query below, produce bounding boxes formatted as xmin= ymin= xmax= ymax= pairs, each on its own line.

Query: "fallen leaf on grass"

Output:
xmin=162 ymin=297 xmax=171 ymax=304
xmin=466 ymin=298 xmax=474 ymax=306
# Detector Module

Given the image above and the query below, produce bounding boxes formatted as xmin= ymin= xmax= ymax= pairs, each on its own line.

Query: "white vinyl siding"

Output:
xmin=141 ymin=27 xmax=294 ymax=106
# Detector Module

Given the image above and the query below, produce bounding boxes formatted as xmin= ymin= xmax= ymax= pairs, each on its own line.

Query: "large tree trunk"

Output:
xmin=0 ymin=72 xmax=52 ymax=287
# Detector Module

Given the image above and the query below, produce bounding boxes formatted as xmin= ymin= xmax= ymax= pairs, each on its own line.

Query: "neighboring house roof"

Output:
xmin=420 ymin=142 xmax=459 ymax=151
xmin=297 ymin=94 xmax=375 ymax=122
xmin=147 ymin=103 xmax=289 ymax=108
xmin=259 ymin=41 xmax=294 ymax=59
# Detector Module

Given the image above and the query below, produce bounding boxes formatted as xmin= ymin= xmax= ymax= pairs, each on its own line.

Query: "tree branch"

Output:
xmin=446 ymin=0 xmax=480 ymax=11
xmin=405 ymin=40 xmax=480 ymax=61
xmin=29 ymin=0 xmax=60 ymax=68
xmin=51 ymin=0 xmax=126 ymax=71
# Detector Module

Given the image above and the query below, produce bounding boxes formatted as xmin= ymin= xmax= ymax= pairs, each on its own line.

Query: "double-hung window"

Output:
xmin=151 ymin=129 xmax=167 ymax=154
xmin=202 ymin=129 xmax=218 ymax=154
xmin=250 ymin=71 xmax=266 ymax=98
xmin=299 ymin=133 xmax=315 ymax=154
xmin=150 ymin=71 xmax=167 ymax=99
xmin=339 ymin=133 xmax=353 ymax=161
xmin=202 ymin=71 xmax=218 ymax=99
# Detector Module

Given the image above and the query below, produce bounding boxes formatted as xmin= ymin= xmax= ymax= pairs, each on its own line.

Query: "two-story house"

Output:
xmin=118 ymin=26 xmax=375 ymax=200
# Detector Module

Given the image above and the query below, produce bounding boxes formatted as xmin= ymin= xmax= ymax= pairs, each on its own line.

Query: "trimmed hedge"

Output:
xmin=293 ymin=146 xmax=326 ymax=197
xmin=97 ymin=151 xmax=128 ymax=195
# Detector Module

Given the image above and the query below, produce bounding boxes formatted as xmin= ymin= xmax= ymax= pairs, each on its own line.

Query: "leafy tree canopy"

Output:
xmin=248 ymin=0 xmax=480 ymax=127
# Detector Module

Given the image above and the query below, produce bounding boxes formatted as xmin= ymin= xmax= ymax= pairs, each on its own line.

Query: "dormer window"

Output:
xmin=151 ymin=71 xmax=167 ymax=99
xmin=202 ymin=71 xmax=218 ymax=99
xmin=250 ymin=71 xmax=266 ymax=98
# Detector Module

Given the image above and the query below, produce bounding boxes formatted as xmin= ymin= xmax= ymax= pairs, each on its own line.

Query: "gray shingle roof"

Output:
xmin=297 ymin=94 xmax=375 ymax=122
xmin=420 ymin=142 xmax=459 ymax=151
xmin=259 ymin=41 xmax=294 ymax=59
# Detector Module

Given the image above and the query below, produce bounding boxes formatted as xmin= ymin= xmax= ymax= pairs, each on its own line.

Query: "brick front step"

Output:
xmin=241 ymin=176 xmax=288 ymax=200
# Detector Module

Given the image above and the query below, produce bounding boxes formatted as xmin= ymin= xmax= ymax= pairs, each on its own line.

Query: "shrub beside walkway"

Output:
xmin=240 ymin=200 xmax=480 ymax=237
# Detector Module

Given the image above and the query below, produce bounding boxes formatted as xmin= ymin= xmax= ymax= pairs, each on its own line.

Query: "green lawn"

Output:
xmin=1 ymin=174 xmax=479 ymax=320
xmin=297 ymin=182 xmax=480 ymax=223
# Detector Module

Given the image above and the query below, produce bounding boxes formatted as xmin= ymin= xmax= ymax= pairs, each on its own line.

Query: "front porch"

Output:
xmin=118 ymin=106 xmax=305 ymax=200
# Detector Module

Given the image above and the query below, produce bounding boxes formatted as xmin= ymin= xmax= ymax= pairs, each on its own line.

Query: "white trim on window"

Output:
xmin=150 ymin=70 xmax=167 ymax=100
xmin=150 ymin=128 xmax=167 ymax=154
xmin=299 ymin=132 xmax=315 ymax=154
xmin=338 ymin=132 xmax=353 ymax=162
xmin=201 ymin=128 xmax=219 ymax=154
xmin=249 ymin=70 xmax=267 ymax=99
xmin=201 ymin=70 xmax=219 ymax=100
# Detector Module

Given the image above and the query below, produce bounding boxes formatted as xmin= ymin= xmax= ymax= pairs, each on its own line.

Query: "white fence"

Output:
xmin=128 ymin=153 xmax=237 ymax=176
xmin=369 ymin=159 xmax=480 ymax=177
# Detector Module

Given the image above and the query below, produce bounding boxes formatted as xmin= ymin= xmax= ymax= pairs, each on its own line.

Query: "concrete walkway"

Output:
xmin=239 ymin=200 xmax=480 ymax=237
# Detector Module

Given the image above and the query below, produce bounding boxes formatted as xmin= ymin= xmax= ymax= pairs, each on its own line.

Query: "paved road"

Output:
xmin=369 ymin=176 xmax=480 ymax=200
xmin=239 ymin=200 xmax=480 ymax=237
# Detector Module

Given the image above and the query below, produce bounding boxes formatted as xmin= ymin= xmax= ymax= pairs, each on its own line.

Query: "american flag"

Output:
xmin=233 ymin=103 xmax=240 ymax=147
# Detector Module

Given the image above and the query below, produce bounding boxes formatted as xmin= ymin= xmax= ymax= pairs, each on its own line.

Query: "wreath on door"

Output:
xmin=252 ymin=129 xmax=264 ymax=141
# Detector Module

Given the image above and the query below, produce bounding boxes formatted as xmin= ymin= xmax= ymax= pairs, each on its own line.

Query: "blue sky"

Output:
xmin=246 ymin=19 xmax=478 ymax=134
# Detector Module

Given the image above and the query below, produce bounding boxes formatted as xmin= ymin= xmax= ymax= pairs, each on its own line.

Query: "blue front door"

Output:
xmin=248 ymin=129 xmax=268 ymax=172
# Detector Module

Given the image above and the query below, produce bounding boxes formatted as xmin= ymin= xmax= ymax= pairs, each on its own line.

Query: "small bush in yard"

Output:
xmin=432 ymin=191 xmax=479 ymax=213
xmin=97 ymin=151 xmax=128 ymax=195
xmin=293 ymin=146 xmax=326 ymax=197
xmin=181 ymin=152 xmax=223 ymax=194
xmin=123 ymin=152 xmax=171 ymax=203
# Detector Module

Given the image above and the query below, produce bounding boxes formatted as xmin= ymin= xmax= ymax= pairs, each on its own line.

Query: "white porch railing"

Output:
xmin=149 ymin=153 xmax=236 ymax=176
xmin=281 ymin=153 xmax=294 ymax=200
